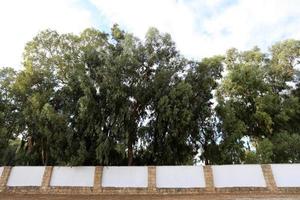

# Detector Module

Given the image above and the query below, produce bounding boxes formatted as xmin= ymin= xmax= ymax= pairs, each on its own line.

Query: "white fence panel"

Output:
xmin=7 ymin=166 xmax=45 ymax=186
xmin=212 ymin=165 xmax=266 ymax=187
xmin=50 ymin=166 xmax=95 ymax=187
xmin=271 ymin=164 xmax=300 ymax=187
xmin=102 ymin=166 xmax=148 ymax=188
xmin=156 ymin=166 xmax=205 ymax=188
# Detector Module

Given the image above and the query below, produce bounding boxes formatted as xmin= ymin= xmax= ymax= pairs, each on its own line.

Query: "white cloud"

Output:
xmin=0 ymin=0 xmax=93 ymax=69
xmin=90 ymin=0 xmax=300 ymax=59
xmin=90 ymin=0 xmax=203 ymax=58
xmin=202 ymin=0 xmax=300 ymax=52
xmin=1 ymin=0 xmax=300 ymax=69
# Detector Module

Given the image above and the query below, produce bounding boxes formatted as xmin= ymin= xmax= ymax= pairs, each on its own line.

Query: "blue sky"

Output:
xmin=0 ymin=0 xmax=299 ymax=69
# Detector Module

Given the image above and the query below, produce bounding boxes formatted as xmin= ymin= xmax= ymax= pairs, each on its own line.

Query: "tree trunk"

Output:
xmin=128 ymin=136 xmax=133 ymax=166
xmin=41 ymin=139 xmax=48 ymax=166
xmin=127 ymin=103 xmax=139 ymax=166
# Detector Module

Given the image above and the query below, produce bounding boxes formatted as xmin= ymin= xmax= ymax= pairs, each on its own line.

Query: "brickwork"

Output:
xmin=1 ymin=193 xmax=300 ymax=200
xmin=261 ymin=164 xmax=277 ymax=192
xmin=0 ymin=167 xmax=11 ymax=192
xmin=148 ymin=166 xmax=156 ymax=192
xmin=41 ymin=166 xmax=53 ymax=191
xmin=1 ymin=165 xmax=300 ymax=198
xmin=204 ymin=165 xmax=214 ymax=192
xmin=93 ymin=166 xmax=103 ymax=191
xmin=47 ymin=187 xmax=94 ymax=194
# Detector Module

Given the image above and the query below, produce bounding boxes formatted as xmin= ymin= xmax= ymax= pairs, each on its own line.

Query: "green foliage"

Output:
xmin=216 ymin=40 xmax=300 ymax=164
xmin=0 ymin=26 xmax=299 ymax=166
xmin=256 ymin=138 xmax=274 ymax=164
xmin=0 ymin=67 xmax=19 ymax=165
xmin=272 ymin=132 xmax=300 ymax=163
xmin=243 ymin=137 xmax=274 ymax=165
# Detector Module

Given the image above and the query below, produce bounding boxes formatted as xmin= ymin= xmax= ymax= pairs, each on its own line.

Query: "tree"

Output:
xmin=0 ymin=67 xmax=18 ymax=165
xmin=1 ymin=25 xmax=299 ymax=166
xmin=216 ymin=40 xmax=300 ymax=164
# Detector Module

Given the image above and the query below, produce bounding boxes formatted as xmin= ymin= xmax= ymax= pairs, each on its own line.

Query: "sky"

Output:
xmin=0 ymin=0 xmax=299 ymax=69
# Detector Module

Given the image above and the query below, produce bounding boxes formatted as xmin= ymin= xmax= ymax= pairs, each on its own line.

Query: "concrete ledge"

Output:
xmin=1 ymin=192 xmax=300 ymax=200
xmin=2 ymin=186 xmax=300 ymax=195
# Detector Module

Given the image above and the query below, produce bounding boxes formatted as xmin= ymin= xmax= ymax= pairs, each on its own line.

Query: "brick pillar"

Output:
xmin=204 ymin=165 xmax=215 ymax=192
xmin=261 ymin=164 xmax=277 ymax=192
xmin=41 ymin=166 xmax=53 ymax=191
xmin=148 ymin=166 xmax=156 ymax=192
xmin=94 ymin=166 xmax=103 ymax=191
xmin=0 ymin=166 xmax=12 ymax=192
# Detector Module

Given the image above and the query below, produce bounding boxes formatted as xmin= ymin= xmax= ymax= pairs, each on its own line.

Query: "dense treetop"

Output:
xmin=0 ymin=25 xmax=299 ymax=165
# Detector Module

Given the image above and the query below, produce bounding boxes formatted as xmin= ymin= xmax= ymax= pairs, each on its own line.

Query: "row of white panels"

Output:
xmin=0 ymin=164 xmax=300 ymax=188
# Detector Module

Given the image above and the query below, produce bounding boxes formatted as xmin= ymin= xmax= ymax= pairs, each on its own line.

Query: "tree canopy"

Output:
xmin=0 ymin=25 xmax=299 ymax=165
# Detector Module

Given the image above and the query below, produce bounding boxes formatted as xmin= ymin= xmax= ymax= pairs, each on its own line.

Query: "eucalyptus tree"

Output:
xmin=2 ymin=25 xmax=299 ymax=166
xmin=0 ymin=67 xmax=19 ymax=165
xmin=216 ymin=40 xmax=300 ymax=164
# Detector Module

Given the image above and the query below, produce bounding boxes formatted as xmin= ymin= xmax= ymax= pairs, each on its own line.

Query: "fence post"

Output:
xmin=204 ymin=165 xmax=215 ymax=192
xmin=0 ymin=166 xmax=12 ymax=192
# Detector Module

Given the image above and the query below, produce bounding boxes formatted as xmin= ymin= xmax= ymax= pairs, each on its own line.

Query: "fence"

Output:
xmin=0 ymin=164 xmax=300 ymax=195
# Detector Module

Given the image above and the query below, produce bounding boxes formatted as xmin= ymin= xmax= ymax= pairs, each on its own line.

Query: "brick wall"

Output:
xmin=0 ymin=164 xmax=300 ymax=196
